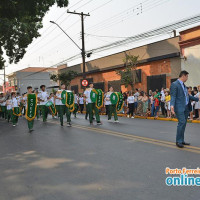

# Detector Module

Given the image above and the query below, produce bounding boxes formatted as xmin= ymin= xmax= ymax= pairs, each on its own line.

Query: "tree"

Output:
xmin=0 ymin=0 xmax=69 ymax=68
xmin=116 ymin=54 xmax=139 ymax=90
xmin=50 ymin=71 xmax=78 ymax=87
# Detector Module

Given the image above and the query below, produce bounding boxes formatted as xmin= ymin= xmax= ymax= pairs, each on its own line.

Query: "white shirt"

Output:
xmin=12 ymin=97 xmax=19 ymax=108
xmin=16 ymin=96 xmax=22 ymax=103
xmin=1 ymin=97 xmax=6 ymax=106
xmin=79 ymin=97 xmax=84 ymax=104
xmin=84 ymin=88 xmax=92 ymax=104
xmin=55 ymin=90 xmax=65 ymax=106
xmin=127 ymin=96 xmax=135 ymax=104
xmin=105 ymin=92 xmax=113 ymax=105
xmin=38 ymin=91 xmax=49 ymax=105
xmin=6 ymin=99 xmax=12 ymax=110
xmin=74 ymin=94 xmax=78 ymax=104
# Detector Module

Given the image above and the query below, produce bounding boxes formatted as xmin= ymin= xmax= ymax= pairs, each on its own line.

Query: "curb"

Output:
xmin=77 ymin=111 xmax=200 ymax=124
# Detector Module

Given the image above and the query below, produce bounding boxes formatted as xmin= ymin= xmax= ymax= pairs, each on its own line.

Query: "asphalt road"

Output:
xmin=0 ymin=114 xmax=200 ymax=200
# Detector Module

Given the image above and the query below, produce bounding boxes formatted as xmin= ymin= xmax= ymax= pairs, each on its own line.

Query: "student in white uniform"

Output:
xmin=38 ymin=85 xmax=49 ymax=122
xmin=83 ymin=83 xmax=101 ymax=125
xmin=73 ymin=91 xmax=78 ymax=118
xmin=6 ymin=95 xmax=12 ymax=123
xmin=79 ymin=94 xmax=84 ymax=113
xmin=11 ymin=92 xmax=20 ymax=126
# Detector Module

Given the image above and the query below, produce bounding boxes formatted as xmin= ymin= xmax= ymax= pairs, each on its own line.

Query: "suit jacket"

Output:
xmin=170 ymin=80 xmax=199 ymax=113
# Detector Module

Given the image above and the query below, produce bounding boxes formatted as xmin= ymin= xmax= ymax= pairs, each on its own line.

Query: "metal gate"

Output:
xmin=93 ymin=82 xmax=105 ymax=92
xmin=147 ymin=74 xmax=166 ymax=92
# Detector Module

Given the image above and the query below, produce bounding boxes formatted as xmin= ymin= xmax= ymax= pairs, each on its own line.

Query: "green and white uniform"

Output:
xmin=106 ymin=92 xmax=118 ymax=121
xmin=84 ymin=88 xmax=100 ymax=124
xmin=38 ymin=91 xmax=49 ymax=122
xmin=6 ymin=99 xmax=12 ymax=123
xmin=11 ymin=97 xmax=20 ymax=126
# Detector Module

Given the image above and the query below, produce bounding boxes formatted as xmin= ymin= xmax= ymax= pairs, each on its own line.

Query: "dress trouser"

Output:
xmin=58 ymin=105 xmax=71 ymax=125
xmin=88 ymin=103 xmax=100 ymax=123
xmin=12 ymin=107 xmax=19 ymax=125
xmin=128 ymin=103 xmax=135 ymax=116
xmin=161 ymin=102 xmax=166 ymax=116
xmin=79 ymin=104 xmax=84 ymax=113
xmin=176 ymin=106 xmax=189 ymax=144
xmin=36 ymin=105 xmax=40 ymax=119
xmin=108 ymin=104 xmax=118 ymax=121
xmin=41 ymin=105 xmax=49 ymax=122
xmin=7 ymin=109 xmax=12 ymax=122
xmin=85 ymin=104 xmax=89 ymax=119
xmin=105 ymin=105 xmax=109 ymax=115
xmin=73 ymin=103 xmax=78 ymax=116
xmin=1 ymin=106 xmax=7 ymax=119
xmin=28 ymin=120 xmax=34 ymax=130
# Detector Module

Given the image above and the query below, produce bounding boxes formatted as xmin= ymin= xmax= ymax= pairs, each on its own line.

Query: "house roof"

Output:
xmin=18 ymin=67 xmax=57 ymax=73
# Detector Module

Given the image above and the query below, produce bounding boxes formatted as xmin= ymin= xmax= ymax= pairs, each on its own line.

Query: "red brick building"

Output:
xmin=59 ymin=37 xmax=181 ymax=93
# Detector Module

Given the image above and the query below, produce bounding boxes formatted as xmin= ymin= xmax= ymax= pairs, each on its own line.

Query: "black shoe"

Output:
xmin=29 ymin=129 xmax=34 ymax=133
xmin=67 ymin=123 xmax=72 ymax=127
xmin=182 ymin=142 xmax=190 ymax=145
xmin=176 ymin=142 xmax=184 ymax=148
xmin=97 ymin=122 xmax=102 ymax=125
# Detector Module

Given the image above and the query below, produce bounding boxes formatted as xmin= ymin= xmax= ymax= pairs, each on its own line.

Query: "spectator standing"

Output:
xmin=142 ymin=92 xmax=149 ymax=116
xmin=195 ymin=85 xmax=200 ymax=120
xmin=127 ymin=91 xmax=135 ymax=118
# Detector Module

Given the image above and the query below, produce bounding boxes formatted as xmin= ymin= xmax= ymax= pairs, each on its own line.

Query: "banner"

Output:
xmin=25 ymin=94 xmax=37 ymax=121
xmin=110 ymin=92 xmax=118 ymax=105
xmin=116 ymin=92 xmax=124 ymax=112
xmin=90 ymin=89 xmax=104 ymax=109
xmin=46 ymin=101 xmax=57 ymax=117
xmin=61 ymin=90 xmax=66 ymax=105
xmin=61 ymin=90 xmax=75 ymax=112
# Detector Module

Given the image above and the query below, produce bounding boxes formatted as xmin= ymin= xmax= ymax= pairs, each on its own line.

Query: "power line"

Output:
xmin=86 ymin=0 xmax=170 ymax=33
xmin=23 ymin=0 xmax=114 ymax=59
xmin=17 ymin=14 xmax=200 ymax=80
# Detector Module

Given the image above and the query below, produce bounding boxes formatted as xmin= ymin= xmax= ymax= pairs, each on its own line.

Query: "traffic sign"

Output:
xmin=81 ymin=79 xmax=88 ymax=87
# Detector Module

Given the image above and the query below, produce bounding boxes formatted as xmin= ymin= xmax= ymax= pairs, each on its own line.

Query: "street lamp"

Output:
xmin=50 ymin=21 xmax=91 ymax=79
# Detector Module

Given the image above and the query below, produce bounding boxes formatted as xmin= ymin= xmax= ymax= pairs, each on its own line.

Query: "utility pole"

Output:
xmin=0 ymin=66 xmax=6 ymax=92
xmin=4 ymin=66 xmax=5 ymax=91
xmin=67 ymin=10 xmax=90 ymax=79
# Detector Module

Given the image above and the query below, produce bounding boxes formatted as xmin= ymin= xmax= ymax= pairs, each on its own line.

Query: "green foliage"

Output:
xmin=50 ymin=71 xmax=78 ymax=87
xmin=116 ymin=54 xmax=139 ymax=89
xmin=0 ymin=0 xmax=69 ymax=68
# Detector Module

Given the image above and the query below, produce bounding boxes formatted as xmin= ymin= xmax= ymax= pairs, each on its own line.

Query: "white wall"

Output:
xmin=181 ymin=44 xmax=200 ymax=87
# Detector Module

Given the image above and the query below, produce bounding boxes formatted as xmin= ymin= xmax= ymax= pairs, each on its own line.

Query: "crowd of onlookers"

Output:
xmin=119 ymin=85 xmax=200 ymax=120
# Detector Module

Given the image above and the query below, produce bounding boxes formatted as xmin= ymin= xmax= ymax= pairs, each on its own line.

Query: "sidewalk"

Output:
xmin=78 ymin=111 xmax=200 ymax=124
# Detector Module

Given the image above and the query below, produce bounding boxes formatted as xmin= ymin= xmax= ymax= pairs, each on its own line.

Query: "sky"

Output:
xmin=1 ymin=0 xmax=200 ymax=84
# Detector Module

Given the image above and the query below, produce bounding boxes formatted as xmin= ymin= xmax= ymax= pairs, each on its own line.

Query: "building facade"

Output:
xmin=179 ymin=25 xmax=200 ymax=87
xmin=59 ymin=37 xmax=181 ymax=93
xmin=8 ymin=67 xmax=58 ymax=94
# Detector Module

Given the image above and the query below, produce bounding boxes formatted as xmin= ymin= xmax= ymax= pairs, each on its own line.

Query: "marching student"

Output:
xmin=83 ymin=83 xmax=101 ymax=125
xmin=23 ymin=86 xmax=37 ymax=133
xmin=0 ymin=93 xmax=7 ymax=119
xmin=55 ymin=84 xmax=72 ymax=127
xmin=38 ymin=85 xmax=49 ymax=122
xmin=106 ymin=86 xmax=119 ymax=123
xmin=11 ymin=92 xmax=20 ymax=127
xmin=78 ymin=94 xmax=84 ymax=114
xmin=6 ymin=95 xmax=12 ymax=123
xmin=73 ymin=91 xmax=78 ymax=118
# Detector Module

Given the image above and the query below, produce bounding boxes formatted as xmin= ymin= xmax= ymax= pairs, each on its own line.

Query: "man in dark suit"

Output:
xmin=170 ymin=70 xmax=200 ymax=148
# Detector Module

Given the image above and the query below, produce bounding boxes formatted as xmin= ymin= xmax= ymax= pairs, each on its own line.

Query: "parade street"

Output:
xmin=0 ymin=115 xmax=200 ymax=200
